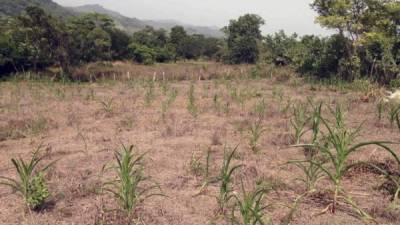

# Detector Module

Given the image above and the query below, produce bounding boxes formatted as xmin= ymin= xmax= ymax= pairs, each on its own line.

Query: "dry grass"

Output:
xmin=0 ymin=61 xmax=398 ymax=225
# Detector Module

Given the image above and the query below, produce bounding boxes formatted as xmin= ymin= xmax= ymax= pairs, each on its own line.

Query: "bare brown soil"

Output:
xmin=0 ymin=62 xmax=399 ymax=225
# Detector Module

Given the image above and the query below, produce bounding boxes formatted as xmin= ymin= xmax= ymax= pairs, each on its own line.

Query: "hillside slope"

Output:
xmin=0 ymin=0 xmax=74 ymax=18
xmin=70 ymin=4 xmax=224 ymax=37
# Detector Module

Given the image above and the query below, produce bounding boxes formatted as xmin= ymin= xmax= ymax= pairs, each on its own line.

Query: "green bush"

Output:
xmin=128 ymin=43 xmax=156 ymax=65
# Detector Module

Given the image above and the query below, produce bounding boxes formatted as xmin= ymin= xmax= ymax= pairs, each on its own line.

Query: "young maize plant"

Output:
xmin=231 ymin=179 xmax=272 ymax=225
xmin=248 ymin=119 xmax=266 ymax=153
xmin=217 ymin=145 xmax=243 ymax=212
xmin=290 ymin=103 xmax=310 ymax=144
xmin=99 ymin=98 xmax=114 ymax=115
xmin=198 ymin=145 xmax=242 ymax=212
xmin=0 ymin=146 xmax=57 ymax=210
xmin=187 ymin=83 xmax=198 ymax=118
xmin=101 ymin=145 xmax=164 ymax=219
xmin=295 ymin=108 xmax=399 ymax=222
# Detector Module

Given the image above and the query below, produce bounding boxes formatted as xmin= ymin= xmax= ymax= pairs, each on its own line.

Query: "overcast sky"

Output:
xmin=53 ymin=0 xmax=331 ymax=35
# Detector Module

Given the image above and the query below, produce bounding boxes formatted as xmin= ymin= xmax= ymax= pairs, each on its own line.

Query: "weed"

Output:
xmin=388 ymin=104 xmax=400 ymax=131
xmin=54 ymin=87 xmax=66 ymax=100
xmin=213 ymin=93 xmax=220 ymax=111
xmin=365 ymin=162 xmax=400 ymax=208
xmin=189 ymin=152 xmax=205 ymax=177
xmin=376 ymin=100 xmax=385 ymax=122
xmin=0 ymin=146 xmax=56 ymax=210
xmin=25 ymin=117 xmax=48 ymax=136
xmin=102 ymin=145 xmax=164 ymax=218
xmin=288 ymin=160 xmax=325 ymax=192
xmin=85 ymin=88 xmax=96 ymax=101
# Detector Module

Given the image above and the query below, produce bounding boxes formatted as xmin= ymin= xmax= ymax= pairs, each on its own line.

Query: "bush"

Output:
xmin=128 ymin=43 xmax=156 ymax=65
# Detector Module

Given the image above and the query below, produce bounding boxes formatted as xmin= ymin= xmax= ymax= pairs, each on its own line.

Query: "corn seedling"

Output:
xmin=25 ymin=116 xmax=48 ymax=136
xmin=248 ymin=119 xmax=266 ymax=153
xmin=195 ymin=149 xmax=213 ymax=196
xmin=200 ymin=145 xmax=242 ymax=211
xmin=217 ymin=145 xmax=243 ymax=212
xmin=290 ymin=103 xmax=310 ymax=144
xmin=253 ymin=98 xmax=267 ymax=119
xmin=187 ymin=83 xmax=198 ymax=118
xmin=144 ymin=80 xmax=155 ymax=107
xmin=161 ymin=88 xmax=178 ymax=121
xmin=294 ymin=108 xmax=399 ymax=221
xmin=102 ymin=145 xmax=164 ymax=218
xmin=309 ymin=101 xmax=323 ymax=145
xmin=0 ymin=146 xmax=56 ymax=210
xmin=231 ymin=180 xmax=271 ymax=225
xmin=99 ymin=98 xmax=114 ymax=115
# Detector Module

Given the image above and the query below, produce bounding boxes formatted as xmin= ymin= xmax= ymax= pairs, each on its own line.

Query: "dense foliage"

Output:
xmin=265 ymin=0 xmax=399 ymax=84
xmin=0 ymin=6 xmax=221 ymax=77
xmin=0 ymin=1 xmax=399 ymax=84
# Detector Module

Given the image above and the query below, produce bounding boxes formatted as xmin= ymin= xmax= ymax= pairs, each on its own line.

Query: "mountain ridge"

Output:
xmin=0 ymin=1 xmax=223 ymax=37
xmin=69 ymin=4 xmax=224 ymax=37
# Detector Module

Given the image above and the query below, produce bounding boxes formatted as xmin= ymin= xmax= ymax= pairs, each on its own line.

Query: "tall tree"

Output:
xmin=169 ymin=26 xmax=188 ymax=61
xmin=224 ymin=14 xmax=265 ymax=64
xmin=67 ymin=13 xmax=114 ymax=63
xmin=8 ymin=6 xmax=68 ymax=72
xmin=311 ymin=0 xmax=399 ymax=81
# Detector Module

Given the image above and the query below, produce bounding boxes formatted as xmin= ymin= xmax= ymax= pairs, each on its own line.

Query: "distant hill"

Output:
xmin=70 ymin=4 xmax=224 ymax=37
xmin=0 ymin=0 xmax=75 ymax=18
xmin=0 ymin=1 xmax=223 ymax=37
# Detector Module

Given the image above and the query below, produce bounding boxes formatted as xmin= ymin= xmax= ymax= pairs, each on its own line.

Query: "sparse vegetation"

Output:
xmin=0 ymin=0 xmax=400 ymax=224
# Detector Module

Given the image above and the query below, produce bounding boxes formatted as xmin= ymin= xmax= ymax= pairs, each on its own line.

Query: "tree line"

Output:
xmin=0 ymin=6 xmax=223 ymax=75
xmin=0 ymin=0 xmax=399 ymax=84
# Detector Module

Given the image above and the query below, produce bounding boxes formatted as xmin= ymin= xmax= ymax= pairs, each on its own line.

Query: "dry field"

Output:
xmin=0 ymin=62 xmax=399 ymax=225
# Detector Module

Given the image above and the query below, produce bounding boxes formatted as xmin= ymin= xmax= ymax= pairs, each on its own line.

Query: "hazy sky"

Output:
xmin=53 ymin=0 xmax=331 ymax=35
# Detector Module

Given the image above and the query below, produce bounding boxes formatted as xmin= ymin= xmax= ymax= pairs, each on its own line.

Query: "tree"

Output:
xmin=109 ymin=28 xmax=131 ymax=60
xmin=311 ymin=0 xmax=400 ymax=81
xmin=224 ymin=14 xmax=265 ymax=64
xmin=169 ymin=26 xmax=188 ymax=61
xmin=67 ymin=13 xmax=114 ymax=63
xmin=7 ymin=6 xmax=68 ymax=72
